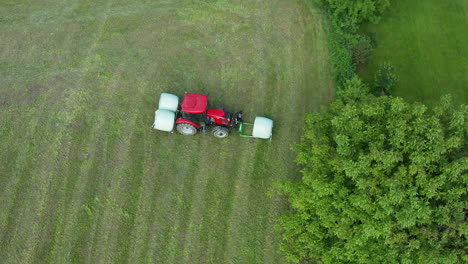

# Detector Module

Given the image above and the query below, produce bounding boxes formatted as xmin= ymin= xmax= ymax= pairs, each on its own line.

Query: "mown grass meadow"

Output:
xmin=0 ymin=1 xmax=333 ymax=263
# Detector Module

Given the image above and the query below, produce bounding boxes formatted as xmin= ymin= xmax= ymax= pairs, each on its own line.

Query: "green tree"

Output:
xmin=278 ymin=77 xmax=467 ymax=263
xmin=323 ymin=0 xmax=391 ymax=30
xmin=374 ymin=62 xmax=398 ymax=96
xmin=351 ymin=35 xmax=374 ymax=66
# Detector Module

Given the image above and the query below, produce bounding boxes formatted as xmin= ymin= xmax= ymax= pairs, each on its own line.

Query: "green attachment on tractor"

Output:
xmin=238 ymin=117 xmax=274 ymax=141
xmin=238 ymin=122 xmax=254 ymax=138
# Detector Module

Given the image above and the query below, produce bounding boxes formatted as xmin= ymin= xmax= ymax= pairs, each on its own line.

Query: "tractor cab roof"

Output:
xmin=181 ymin=93 xmax=208 ymax=114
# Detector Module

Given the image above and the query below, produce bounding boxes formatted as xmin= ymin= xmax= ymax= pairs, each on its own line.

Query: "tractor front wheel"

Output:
xmin=176 ymin=123 xmax=197 ymax=136
xmin=212 ymin=126 xmax=229 ymax=138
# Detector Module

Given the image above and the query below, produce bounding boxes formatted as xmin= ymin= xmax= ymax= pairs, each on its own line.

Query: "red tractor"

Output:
xmin=174 ymin=93 xmax=240 ymax=138
xmin=153 ymin=93 xmax=273 ymax=140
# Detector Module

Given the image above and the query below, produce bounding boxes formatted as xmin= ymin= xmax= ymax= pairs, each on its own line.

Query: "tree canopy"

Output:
xmin=323 ymin=0 xmax=391 ymax=30
xmin=279 ymin=77 xmax=467 ymax=263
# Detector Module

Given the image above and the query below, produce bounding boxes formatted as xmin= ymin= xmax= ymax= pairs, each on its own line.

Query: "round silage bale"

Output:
xmin=158 ymin=93 xmax=179 ymax=112
xmin=153 ymin=109 xmax=176 ymax=132
xmin=252 ymin=117 xmax=273 ymax=139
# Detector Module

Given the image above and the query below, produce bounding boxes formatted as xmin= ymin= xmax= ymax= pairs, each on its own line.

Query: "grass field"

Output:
xmin=0 ymin=0 xmax=333 ymax=263
xmin=359 ymin=0 xmax=467 ymax=105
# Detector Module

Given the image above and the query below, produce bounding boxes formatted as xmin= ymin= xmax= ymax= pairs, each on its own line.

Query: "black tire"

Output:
xmin=212 ymin=126 xmax=229 ymax=138
xmin=176 ymin=123 xmax=197 ymax=136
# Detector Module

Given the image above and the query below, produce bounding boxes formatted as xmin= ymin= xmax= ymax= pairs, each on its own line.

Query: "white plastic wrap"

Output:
xmin=252 ymin=117 xmax=273 ymax=139
xmin=153 ymin=109 xmax=175 ymax=132
xmin=158 ymin=93 xmax=179 ymax=112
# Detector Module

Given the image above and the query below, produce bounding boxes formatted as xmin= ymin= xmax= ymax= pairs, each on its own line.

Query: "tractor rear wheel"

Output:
xmin=212 ymin=126 xmax=229 ymax=138
xmin=176 ymin=123 xmax=197 ymax=136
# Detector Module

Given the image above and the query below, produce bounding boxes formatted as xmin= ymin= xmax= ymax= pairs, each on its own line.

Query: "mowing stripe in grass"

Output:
xmin=30 ymin=113 xmax=92 ymax=261
xmin=114 ymin=116 xmax=150 ymax=263
xmin=126 ymin=133 xmax=178 ymax=263
xmin=0 ymin=109 xmax=39 ymax=240
xmin=0 ymin=68 xmax=100 ymax=262
xmin=44 ymin=79 xmax=117 ymax=261
xmin=144 ymin=138 xmax=211 ymax=263
xmin=222 ymin=141 xmax=259 ymax=264
xmin=166 ymin=142 xmax=204 ymax=264
xmin=0 ymin=124 xmax=40 ymax=262
xmin=88 ymin=117 xmax=138 ymax=263
xmin=37 ymin=9 xmax=115 ymax=262
xmin=47 ymin=106 xmax=109 ymax=263
xmin=38 ymin=112 xmax=97 ymax=263
xmin=188 ymin=140 xmax=242 ymax=263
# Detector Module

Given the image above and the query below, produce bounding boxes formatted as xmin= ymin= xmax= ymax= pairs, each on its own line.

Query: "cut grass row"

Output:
xmin=0 ymin=0 xmax=333 ymax=263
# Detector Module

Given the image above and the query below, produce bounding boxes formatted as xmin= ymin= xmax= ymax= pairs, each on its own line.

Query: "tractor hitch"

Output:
xmin=230 ymin=111 xmax=243 ymax=128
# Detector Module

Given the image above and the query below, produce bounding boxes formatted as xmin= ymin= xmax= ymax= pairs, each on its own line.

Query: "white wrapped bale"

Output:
xmin=252 ymin=117 xmax=273 ymax=139
xmin=158 ymin=93 xmax=179 ymax=112
xmin=153 ymin=109 xmax=175 ymax=132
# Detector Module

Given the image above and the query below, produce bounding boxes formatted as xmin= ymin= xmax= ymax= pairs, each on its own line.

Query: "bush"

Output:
xmin=328 ymin=24 xmax=355 ymax=87
xmin=374 ymin=62 xmax=398 ymax=95
xmin=320 ymin=0 xmax=390 ymax=88
xmin=351 ymin=35 xmax=374 ymax=66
